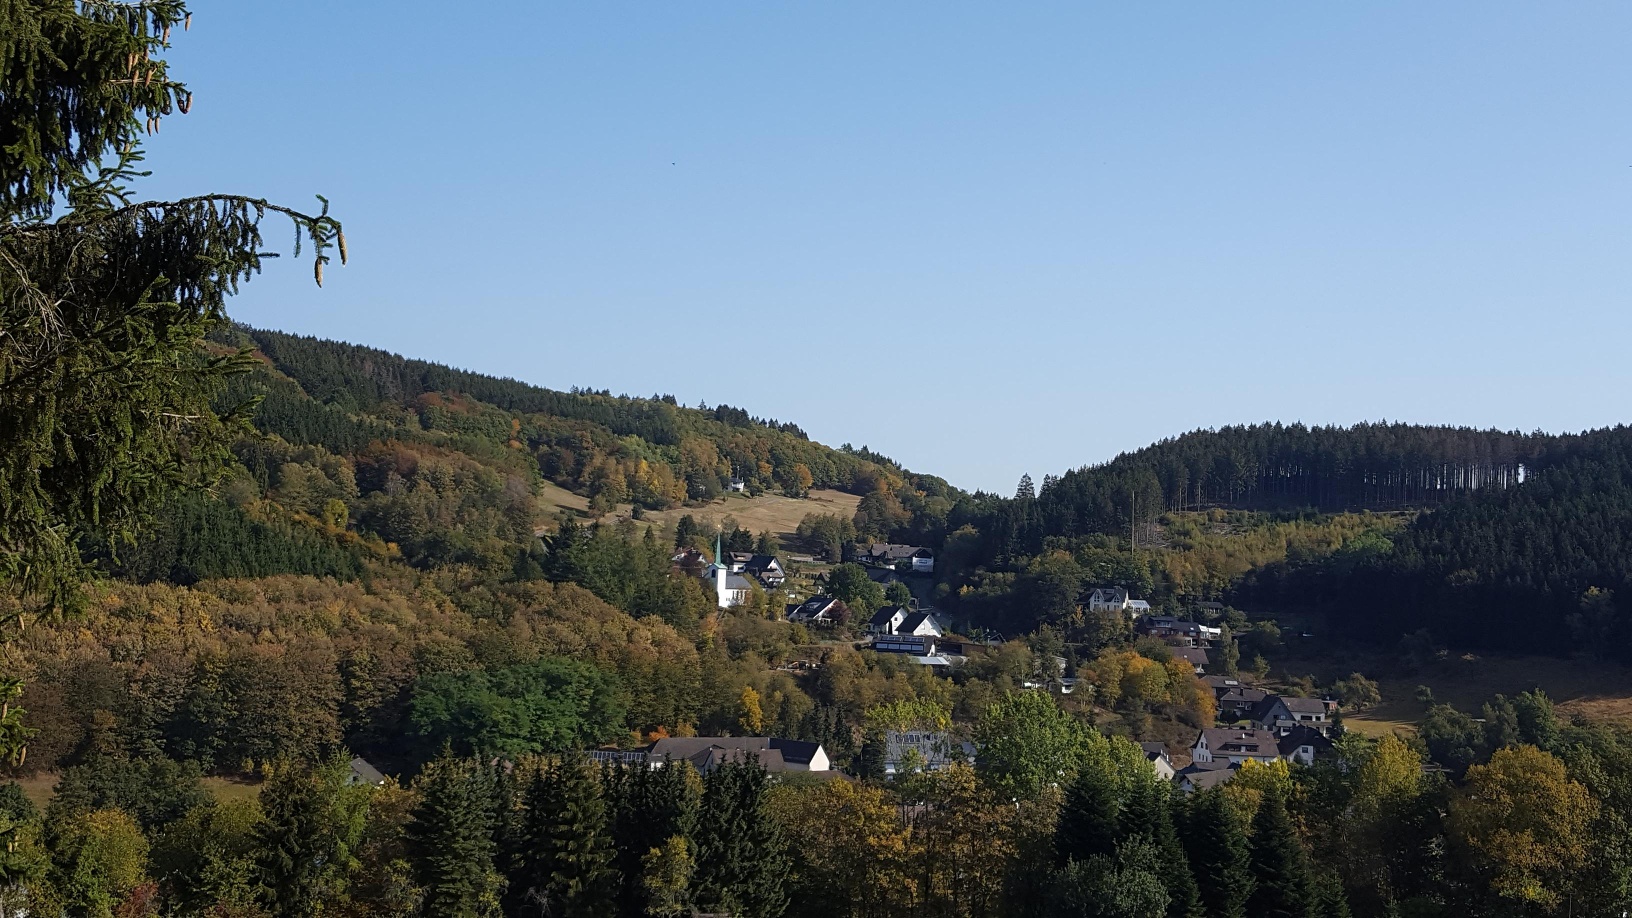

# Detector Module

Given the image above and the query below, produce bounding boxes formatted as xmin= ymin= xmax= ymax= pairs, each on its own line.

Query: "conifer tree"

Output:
xmin=690 ymin=761 xmax=789 ymax=918
xmin=1 ymin=1 xmax=345 ymax=608
xmin=252 ymin=757 xmax=369 ymax=917
xmin=607 ymin=760 xmax=699 ymax=918
xmin=1178 ymin=789 xmax=1253 ymax=918
xmin=1244 ymin=787 xmax=1311 ymax=918
xmin=1056 ymin=759 xmax=1120 ymax=865
xmin=506 ymin=756 xmax=615 ymax=918
xmin=855 ymin=728 xmax=887 ymax=781
xmin=407 ymin=754 xmax=502 ymax=918
xmin=1119 ymin=775 xmax=1202 ymax=918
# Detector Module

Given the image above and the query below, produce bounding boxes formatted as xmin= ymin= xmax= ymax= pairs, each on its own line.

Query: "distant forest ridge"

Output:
xmin=212 ymin=325 xmax=956 ymax=512
xmin=1015 ymin=421 xmax=1631 ymax=531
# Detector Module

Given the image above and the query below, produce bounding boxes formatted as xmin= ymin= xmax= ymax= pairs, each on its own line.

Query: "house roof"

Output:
xmin=349 ymin=756 xmax=385 ymax=786
xmin=1179 ymin=762 xmax=1240 ymax=790
xmin=1203 ymin=675 xmax=1243 ymax=690
xmin=1282 ymin=696 xmax=1332 ymax=715
xmin=898 ymin=611 xmax=936 ymax=633
xmin=1172 ymin=648 xmax=1209 ymax=666
xmin=793 ymin=596 xmax=839 ymax=618
xmin=869 ymin=604 xmax=908 ymax=627
xmin=868 ymin=543 xmax=931 ymax=560
xmin=1218 ymin=686 xmax=1269 ymax=707
xmin=744 ymin=554 xmax=782 ymax=573
xmin=1140 ymin=742 xmax=1169 ymax=762
xmin=1277 ymin=725 xmax=1336 ymax=758
xmin=646 ymin=736 xmax=824 ymax=771
xmin=1198 ymin=728 xmax=1282 ymax=756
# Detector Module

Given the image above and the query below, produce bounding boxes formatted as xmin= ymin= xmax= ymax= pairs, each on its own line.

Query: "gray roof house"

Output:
xmin=790 ymin=595 xmax=845 ymax=625
xmin=348 ymin=756 xmax=387 ymax=787
xmin=868 ymin=604 xmax=910 ymax=634
xmin=1191 ymin=728 xmax=1284 ymax=766
xmin=896 ymin=611 xmax=943 ymax=638
xmin=1177 ymin=760 xmax=1239 ymax=793
xmin=1141 ymin=742 xmax=1176 ymax=781
xmin=1249 ymin=695 xmax=1336 ymax=735
xmin=1171 ymin=647 xmax=1209 ymax=674
xmin=645 ymin=737 xmax=831 ymax=773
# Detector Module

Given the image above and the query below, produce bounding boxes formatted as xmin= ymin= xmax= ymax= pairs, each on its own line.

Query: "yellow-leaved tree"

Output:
xmin=1448 ymin=744 xmax=1597 ymax=911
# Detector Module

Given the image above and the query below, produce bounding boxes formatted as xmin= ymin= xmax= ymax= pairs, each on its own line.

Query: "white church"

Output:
xmin=703 ymin=535 xmax=755 ymax=608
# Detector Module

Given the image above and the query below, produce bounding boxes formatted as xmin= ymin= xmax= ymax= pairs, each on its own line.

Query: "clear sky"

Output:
xmin=142 ymin=2 xmax=1632 ymax=493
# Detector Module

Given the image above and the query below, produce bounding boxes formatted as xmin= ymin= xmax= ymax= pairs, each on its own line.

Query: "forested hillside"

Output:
xmin=942 ymin=423 xmax=1632 ymax=659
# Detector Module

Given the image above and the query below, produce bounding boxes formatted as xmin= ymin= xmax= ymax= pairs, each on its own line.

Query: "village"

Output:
xmin=563 ymin=534 xmax=1346 ymax=795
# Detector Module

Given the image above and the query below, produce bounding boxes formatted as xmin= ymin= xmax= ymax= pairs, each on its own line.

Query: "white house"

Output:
xmin=1086 ymin=587 xmax=1130 ymax=614
xmin=868 ymin=604 xmax=910 ymax=635
xmin=1141 ymin=743 xmax=1175 ymax=781
xmin=863 ymin=543 xmax=935 ymax=573
xmin=1191 ymin=728 xmax=1284 ymax=767
xmin=727 ymin=477 xmax=748 ymax=493
xmin=896 ymin=611 xmax=943 ymax=638
xmin=1249 ymin=695 xmax=1337 ymax=736
xmin=1276 ymin=725 xmax=1336 ymax=766
xmin=790 ymin=595 xmax=844 ymax=626
xmin=743 ymin=555 xmax=786 ymax=587
xmin=885 ymin=730 xmax=973 ymax=775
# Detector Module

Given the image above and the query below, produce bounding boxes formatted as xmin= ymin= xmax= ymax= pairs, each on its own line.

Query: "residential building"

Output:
xmin=896 ymin=611 xmax=943 ymax=638
xmin=1141 ymin=742 xmax=1176 ymax=781
xmin=1277 ymin=724 xmax=1336 ymax=766
xmin=1177 ymin=760 xmax=1239 ymax=793
xmin=1086 ymin=587 xmax=1130 ymax=613
xmin=1204 ymin=676 xmax=1269 ymax=720
xmin=1126 ymin=599 xmax=1152 ymax=617
xmin=1140 ymin=616 xmax=1224 ymax=646
xmin=789 ymin=595 xmax=845 ymax=626
xmin=348 ymin=757 xmax=386 ymax=787
xmin=868 ymin=604 xmax=910 ymax=635
xmin=885 ymin=730 xmax=973 ymax=775
xmin=1172 ymin=647 xmax=1209 ymax=674
xmin=862 ymin=543 xmax=935 ymax=573
xmin=742 ymin=554 xmax=786 ymax=587
xmin=589 ymin=737 xmax=831 ymax=774
xmin=1249 ymin=695 xmax=1337 ymax=736
xmin=728 ymin=477 xmax=748 ymax=493
xmin=1191 ymin=728 xmax=1284 ymax=766
xmin=873 ymin=633 xmax=938 ymax=655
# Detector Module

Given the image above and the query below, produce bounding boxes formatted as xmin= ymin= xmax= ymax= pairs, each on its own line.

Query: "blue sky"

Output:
xmin=143 ymin=2 xmax=1632 ymax=493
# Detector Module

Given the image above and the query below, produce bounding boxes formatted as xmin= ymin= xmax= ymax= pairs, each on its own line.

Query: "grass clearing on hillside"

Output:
xmin=1276 ymin=648 xmax=1632 ymax=736
xmin=535 ymin=480 xmax=590 ymax=528
xmin=15 ymin=772 xmax=55 ymax=811
xmin=10 ymin=773 xmax=263 ymax=811
xmin=532 ymin=485 xmax=862 ymax=546
xmin=611 ymin=490 xmax=863 ymax=545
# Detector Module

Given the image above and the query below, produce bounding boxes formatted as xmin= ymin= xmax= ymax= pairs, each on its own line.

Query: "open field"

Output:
xmin=1276 ymin=648 xmax=1632 ymax=737
xmin=12 ymin=773 xmax=263 ymax=810
xmin=533 ymin=484 xmax=862 ymax=546
xmin=635 ymin=490 xmax=862 ymax=542
xmin=14 ymin=772 xmax=55 ymax=810
xmin=535 ymin=479 xmax=590 ymax=526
